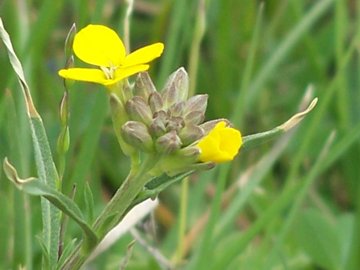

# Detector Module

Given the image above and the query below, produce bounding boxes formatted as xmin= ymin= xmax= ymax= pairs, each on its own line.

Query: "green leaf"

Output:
xmin=119 ymin=240 xmax=136 ymax=270
xmin=145 ymin=170 xmax=194 ymax=190
xmin=0 ymin=18 xmax=61 ymax=267
xmin=4 ymin=158 xmax=98 ymax=247
xmin=337 ymin=214 xmax=355 ymax=269
xmin=36 ymin=235 xmax=50 ymax=270
xmin=57 ymin=238 xmax=78 ymax=270
xmin=132 ymin=170 xmax=195 ymax=206
xmin=293 ymin=208 xmax=341 ymax=270
xmin=84 ymin=182 xmax=95 ymax=223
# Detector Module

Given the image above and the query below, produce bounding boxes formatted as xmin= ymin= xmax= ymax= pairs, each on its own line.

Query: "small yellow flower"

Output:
xmin=197 ymin=121 xmax=242 ymax=163
xmin=58 ymin=24 xmax=164 ymax=86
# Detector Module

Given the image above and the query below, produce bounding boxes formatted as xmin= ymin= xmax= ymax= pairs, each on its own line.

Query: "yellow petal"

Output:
xmin=122 ymin=43 xmax=164 ymax=67
xmin=73 ymin=24 xmax=126 ymax=67
xmin=58 ymin=68 xmax=109 ymax=85
xmin=219 ymin=127 xmax=242 ymax=158
xmin=112 ymin=65 xmax=150 ymax=85
xmin=197 ymin=121 xmax=242 ymax=163
xmin=197 ymin=135 xmax=223 ymax=162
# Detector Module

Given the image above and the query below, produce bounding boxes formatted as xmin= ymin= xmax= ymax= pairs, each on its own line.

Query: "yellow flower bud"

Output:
xmin=197 ymin=121 xmax=242 ymax=163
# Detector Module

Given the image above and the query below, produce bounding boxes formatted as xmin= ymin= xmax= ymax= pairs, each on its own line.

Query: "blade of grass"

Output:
xmin=157 ymin=0 xmax=195 ymax=86
xmin=240 ymin=0 xmax=335 ymax=117
xmin=2 ymin=89 xmax=33 ymax=269
xmin=231 ymin=2 xmax=264 ymax=126
xmin=186 ymin=163 xmax=230 ymax=270
xmin=212 ymin=129 xmax=335 ymax=269
xmin=265 ymin=30 xmax=359 ymax=268
xmin=187 ymin=1 xmax=334 ymax=263
xmin=334 ymin=0 xmax=350 ymax=129
xmin=265 ymin=120 xmax=360 ymax=269
xmin=65 ymin=91 xmax=108 ymax=204
xmin=0 ymin=18 xmax=61 ymax=268
xmin=288 ymin=0 xmax=326 ymax=80
xmin=284 ymin=29 xmax=359 ymax=188
xmin=215 ymin=91 xmax=316 ymax=237
xmin=187 ymin=90 xmax=316 ymax=269
xmin=345 ymin=4 xmax=360 ymax=268
xmin=214 ymin=130 xmax=295 ymax=239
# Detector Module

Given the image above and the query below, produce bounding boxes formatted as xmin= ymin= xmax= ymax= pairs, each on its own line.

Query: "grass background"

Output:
xmin=1 ymin=0 xmax=360 ymax=269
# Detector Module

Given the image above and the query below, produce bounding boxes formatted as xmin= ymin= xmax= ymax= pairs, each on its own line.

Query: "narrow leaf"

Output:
xmin=0 ymin=17 xmax=61 ymax=266
xmin=4 ymin=158 xmax=98 ymax=247
xmin=293 ymin=208 xmax=341 ymax=270
xmin=56 ymin=239 xmax=78 ymax=270
xmin=132 ymin=170 xmax=195 ymax=206
xmin=84 ymin=182 xmax=95 ymax=223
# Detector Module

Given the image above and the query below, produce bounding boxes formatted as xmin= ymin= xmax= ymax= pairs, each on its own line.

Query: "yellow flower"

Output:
xmin=58 ymin=24 xmax=164 ymax=86
xmin=197 ymin=121 xmax=242 ymax=163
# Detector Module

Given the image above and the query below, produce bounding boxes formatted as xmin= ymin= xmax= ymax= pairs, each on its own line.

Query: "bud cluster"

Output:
xmin=120 ymin=68 xmax=224 ymax=174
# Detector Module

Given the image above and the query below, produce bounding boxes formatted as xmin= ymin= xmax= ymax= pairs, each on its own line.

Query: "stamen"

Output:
xmin=100 ymin=66 xmax=115 ymax=80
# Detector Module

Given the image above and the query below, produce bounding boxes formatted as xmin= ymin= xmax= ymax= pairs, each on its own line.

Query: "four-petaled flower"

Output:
xmin=58 ymin=24 xmax=164 ymax=86
xmin=197 ymin=121 xmax=242 ymax=163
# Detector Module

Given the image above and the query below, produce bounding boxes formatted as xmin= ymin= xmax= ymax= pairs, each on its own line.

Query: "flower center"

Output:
xmin=100 ymin=66 xmax=117 ymax=80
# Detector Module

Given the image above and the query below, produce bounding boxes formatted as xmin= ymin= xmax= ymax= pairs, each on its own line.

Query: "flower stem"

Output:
xmin=62 ymin=155 xmax=158 ymax=269
xmin=173 ymin=178 xmax=189 ymax=264
xmin=93 ymin=156 xmax=156 ymax=235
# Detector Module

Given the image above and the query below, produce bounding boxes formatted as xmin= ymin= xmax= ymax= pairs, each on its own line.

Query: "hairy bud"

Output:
xmin=162 ymin=67 xmax=189 ymax=108
xmin=149 ymin=91 xmax=164 ymax=113
xmin=156 ymin=130 xmax=182 ymax=154
xmin=121 ymin=121 xmax=153 ymax=152
xmin=179 ymin=124 xmax=204 ymax=146
xmin=133 ymin=72 xmax=156 ymax=100
xmin=126 ymin=96 xmax=153 ymax=125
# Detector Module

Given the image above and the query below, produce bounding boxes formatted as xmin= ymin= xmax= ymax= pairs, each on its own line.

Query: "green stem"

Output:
xmin=23 ymin=194 xmax=33 ymax=270
xmin=93 ymin=155 xmax=157 ymax=234
xmin=188 ymin=0 xmax=206 ymax=97
xmin=63 ymin=155 xmax=158 ymax=269
xmin=189 ymin=164 xmax=230 ymax=270
xmin=173 ymin=178 xmax=189 ymax=263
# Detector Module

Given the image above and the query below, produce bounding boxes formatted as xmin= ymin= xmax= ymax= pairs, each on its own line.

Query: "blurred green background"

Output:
xmin=1 ymin=0 xmax=360 ymax=269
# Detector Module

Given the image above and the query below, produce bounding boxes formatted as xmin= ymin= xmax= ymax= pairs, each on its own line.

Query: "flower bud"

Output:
xmin=133 ymin=72 xmax=156 ymax=100
xmin=57 ymin=126 xmax=70 ymax=154
xmin=148 ymin=91 xmax=164 ymax=113
xmin=177 ymin=145 xmax=201 ymax=159
xmin=179 ymin=124 xmax=204 ymax=145
xmin=162 ymin=67 xmax=189 ymax=108
xmin=153 ymin=110 xmax=167 ymax=120
xmin=183 ymin=94 xmax=208 ymax=116
xmin=126 ymin=96 xmax=153 ymax=125
xmin=149 ymin=112 xmax=166 ymax=137
xmin=65 ymin=55 xmax=75 ymax=70
xmin=169 ymin=101 xmax=185 ymax=117
xmin=166 ymin=116 xmax=184 ymax=132
xmin=59 ymin=91 xmax=69 ymax=126
xmin=121 ymin=121 xmax=153 ymax=152
xmin=110 ymin=95 xmax=136 ymax=156
xmin=156 ymin=130 xmax=182 ymax=154
xmin=64 ymin=23 xmax=77 ymax=64
xmin=121 ymin=83 xmax=133 ymax=103
xmin=110 ymin=94 xmax=128 ymax=127
xmin=200 ymin=118 xmax=231 ymax=134
xmin=184 ymin=111 xmax=205 ymax=125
